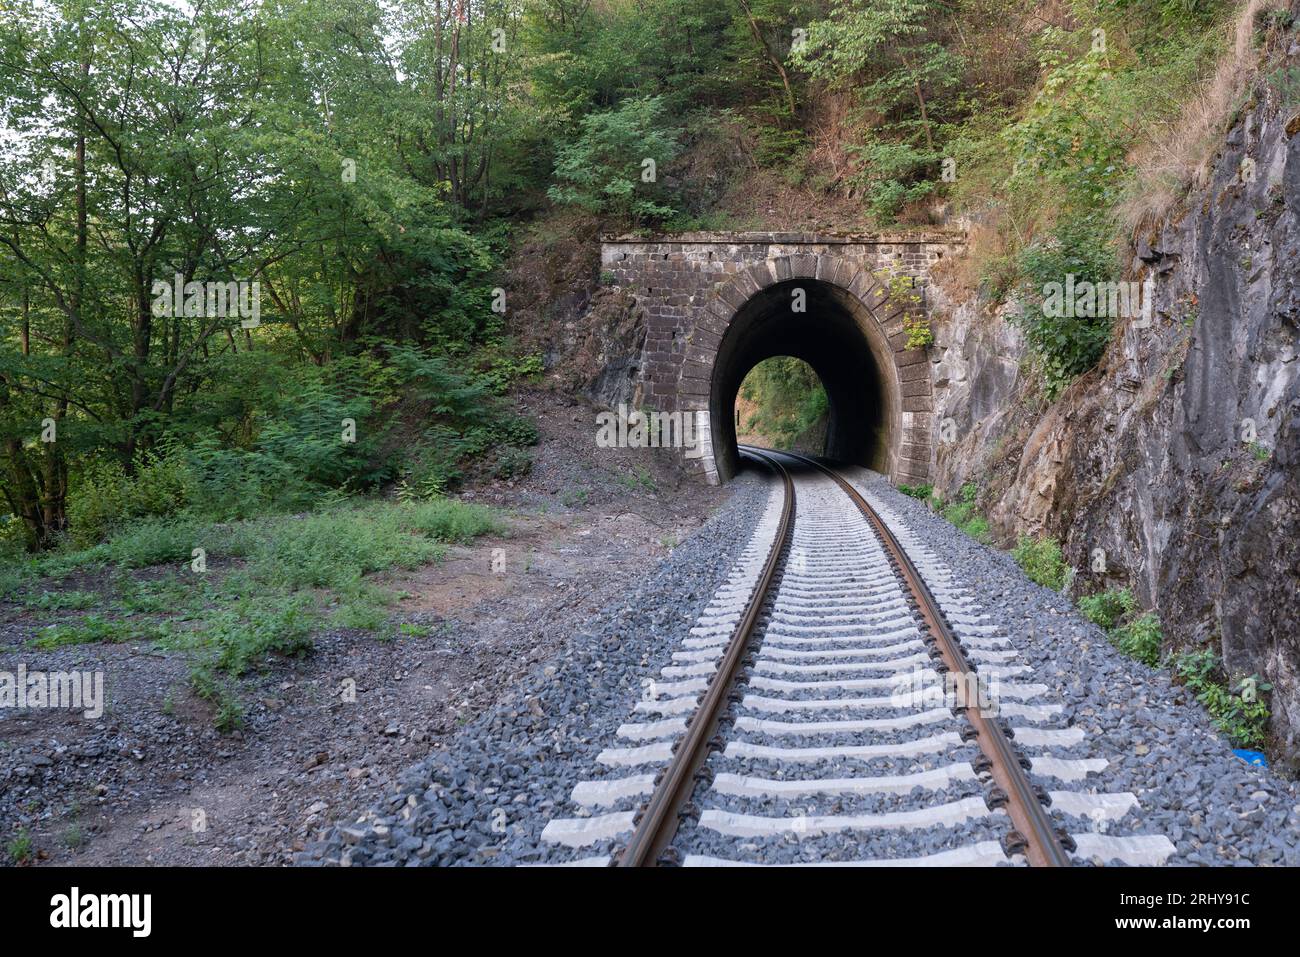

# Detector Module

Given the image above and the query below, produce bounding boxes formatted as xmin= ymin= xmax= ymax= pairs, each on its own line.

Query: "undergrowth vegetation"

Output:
xmin=1174 ymin=648 xmax=1273 ymax=749
xmin=4 ymin=496 xmax=503 ymax=729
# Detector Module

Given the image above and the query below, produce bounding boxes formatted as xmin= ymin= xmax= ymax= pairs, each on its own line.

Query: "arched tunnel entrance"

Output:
xmin=710 ymin=278 xmax=901 ymax=483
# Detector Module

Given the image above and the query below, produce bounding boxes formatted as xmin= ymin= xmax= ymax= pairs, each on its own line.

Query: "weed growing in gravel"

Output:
xmin=896 ymin=483 xmax=934 ymax=500
xmin=6 ymin=828 xmax=33 ymax=863
xmin=616 ymin=467 xmax=657 ymax=493
xmin=1011 ymin=535 xmax=1067 ymax=591
xmin=23 ymin=589 xmax=100 ymax=610
xmin=62 ymin=823 xmax=85 ymax=850
xmin=195 ymin=598 xmax=319 ymax=678
xmin=1174 ymin=648 xmax=1272 ymax=749
xmin=245 ymin=507 xmax=442 ymax=590
xmin=10 ymin=496 xmax=501 ymax=730
xmin=402 ymin=498 xmax=503 ymax=543
xmin=29 ymin=614 xmax=167 ymax=650
xmin=331 ymin=579 xmax=396 ymax=632
xmin=1112 ymin=612 xmax=1163 ymax=667
xmin=1077 ymin=588 xmax=1163 ymax=666
xmin=560 ymin=486 xmax=590 ymax=507
xmin=116 ymin=575 xmax=204 ymax=615
xmin=939 ymin=484 xmax=992 ymax=544
xmin=1077 ymin=588 xmax=1137 ymax=631
xmin=188 ymin=664 xmax=245 ymax=732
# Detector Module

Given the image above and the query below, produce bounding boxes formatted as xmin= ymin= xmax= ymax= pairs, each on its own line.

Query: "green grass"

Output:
xmin=168 ymin=596 xmax=319 ymax=678
xmin=29 ymin=614 xmax=167 ymax=650
xmin=22 ymin=589 xmax=100 ymax=610
xmin=896 ymin=483 xmax=933 ymax=500
xmin=1011 ymin=535 xmax=1067 ymax=591
xmin=116 ymin=574 xmax=205 ymax=615
xmin=244 ymin=507 xmax=442 ymax=590
xmin=6 ymin=828 xmax=32 ymax=864
xmin=330 ymin=580 xmax=396 ymax=632
xmin=25 ymin=496 xmax=499 ymax=583
xmin=1174 ymin=648 xmax=1272 ymax=749
xmin=7 ymin=494 xmax=502 ymax=730
xmin=401 ymin=498 xmax=503 ymax=543
xmin=936 ymin=484 xmax=991 ymax=544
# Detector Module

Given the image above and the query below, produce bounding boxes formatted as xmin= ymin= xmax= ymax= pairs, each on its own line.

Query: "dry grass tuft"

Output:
xmin=1121 ymin=0 xmax=1291 ymax=234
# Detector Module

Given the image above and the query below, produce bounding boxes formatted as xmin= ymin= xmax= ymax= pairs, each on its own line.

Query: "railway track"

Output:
xmin=540 ymin=449 xmax=1175 ymax=867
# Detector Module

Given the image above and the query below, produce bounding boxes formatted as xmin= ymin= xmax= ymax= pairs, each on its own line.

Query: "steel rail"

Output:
xmin=768 ymin=448 xmax=1071 ymax=867
xmin=616 ymin=448 xmax=795 ymax=867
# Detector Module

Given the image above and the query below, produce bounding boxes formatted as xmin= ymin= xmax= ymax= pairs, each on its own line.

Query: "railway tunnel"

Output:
xmin=711 ymin=278 xmax=900 ymax=483
xmin=600 ymin=234 xmax=954 ymax=486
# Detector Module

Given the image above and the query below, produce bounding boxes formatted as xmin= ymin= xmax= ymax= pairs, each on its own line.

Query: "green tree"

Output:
xmin=793 ymin=0 xmax=964 ymax=218
xmin=547 ymin=96 xmax=682 ymax=224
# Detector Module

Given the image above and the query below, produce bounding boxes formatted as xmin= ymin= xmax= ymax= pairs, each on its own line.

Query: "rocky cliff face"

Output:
xmin=929 ymin=60 xmax=1300 ymax=768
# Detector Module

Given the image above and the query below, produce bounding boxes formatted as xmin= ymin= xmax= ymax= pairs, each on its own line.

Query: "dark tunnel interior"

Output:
xmin=710 ymin=279 xmax=899 ymax=483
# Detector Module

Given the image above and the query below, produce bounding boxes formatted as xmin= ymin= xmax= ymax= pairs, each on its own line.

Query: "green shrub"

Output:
xmin=1077 ymin=587 xmax=1137 ymax=631
xmin=6 ymin=828 xmax=33 ymax=864
xmin=67 ymin=449 xmax=195 ymax=546
xmin=547 ymin=96 xmax=683 ymax=224
xmin=195 ymin=597 xmax=319 ymax=678
xmin=188 ymin=663 xmax=245 ymax=732
xmin=1011 ymin=535 xmax=1067 ymax=591
xmin=1011 ymin=215 xmax=1119 ymax=397
xmin=1112 ymin=611 xmax=1163 ymax=667
xmin=245 ymin=507 xmax=441 ymax=590
xmin=936 ymin=484 xmax=987 ymax=542
xmin=844 ymin=139 xmax=940 ymax=222
xmin=1174 ymin=649 xmax=1272 ymax=748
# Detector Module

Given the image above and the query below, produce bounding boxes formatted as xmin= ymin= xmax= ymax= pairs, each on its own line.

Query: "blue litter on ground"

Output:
xmin=1233 ymin=749 xmax=1268 ymax=767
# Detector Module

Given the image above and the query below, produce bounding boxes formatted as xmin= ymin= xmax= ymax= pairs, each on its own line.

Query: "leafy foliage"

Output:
xmin=938 ymin=482 xmax=990 ymax=543
xmin=1112 ymin=611 xmax=1163 ymax=666
xmin=1011 ymin=216 xmax=1120 ymax=396
xmin=1077 ymin=587 xmax=1138 ymax=631
xmin=548 ymin=96 xmax=683 ymax=224
xmin=1174 ymin=649 xmax=1272 ymax=748
xmin=1011 ymin=535 xmax=1068 ymax=591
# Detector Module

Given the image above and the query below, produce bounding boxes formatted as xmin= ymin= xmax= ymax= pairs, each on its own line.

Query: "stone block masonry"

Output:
xmin=600 ymin=232 xmax=964 ymax=484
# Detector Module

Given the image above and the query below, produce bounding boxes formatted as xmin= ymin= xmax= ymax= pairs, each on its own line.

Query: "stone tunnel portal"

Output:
xmin=711 ymin=279 xmax=900 ymax=483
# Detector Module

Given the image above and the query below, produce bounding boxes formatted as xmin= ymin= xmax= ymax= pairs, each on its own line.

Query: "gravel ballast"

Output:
xmin=306 ymin=463 xmax=1300 ymax=867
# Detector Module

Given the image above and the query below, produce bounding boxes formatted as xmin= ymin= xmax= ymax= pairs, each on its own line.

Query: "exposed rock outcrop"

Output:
xmin=929 ymin=61 xmax=1300 ymax=767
